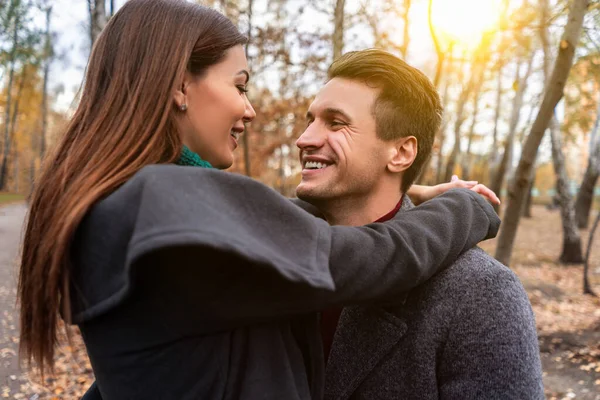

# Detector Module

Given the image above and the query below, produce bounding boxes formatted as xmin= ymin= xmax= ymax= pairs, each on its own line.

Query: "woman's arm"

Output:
xmin=408 ymin=176 xmax=500 ymax=206
xmin=119 ymin=166 xmax=500 ymax=332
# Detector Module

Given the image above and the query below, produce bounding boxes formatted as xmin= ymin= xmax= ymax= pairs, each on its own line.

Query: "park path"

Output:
xmin=0 ymin=203 xmax=28 ymax=398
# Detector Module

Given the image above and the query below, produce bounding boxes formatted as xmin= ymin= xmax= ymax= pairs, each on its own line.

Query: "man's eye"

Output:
xmin=330 ymin=121 xmax=344 ymax=127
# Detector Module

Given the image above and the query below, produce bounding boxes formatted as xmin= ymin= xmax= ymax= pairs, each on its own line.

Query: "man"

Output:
xmin=295 ymin=49 xmax=544 ymax=399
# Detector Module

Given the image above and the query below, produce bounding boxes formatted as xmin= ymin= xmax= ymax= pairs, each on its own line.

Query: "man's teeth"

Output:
xmin=230 ymin=131 xmax=240 ymax=140
xmin=305 ymin=161 xmax=328 ymax=170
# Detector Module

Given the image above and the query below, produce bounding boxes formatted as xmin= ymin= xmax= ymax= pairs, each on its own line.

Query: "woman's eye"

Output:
xmin=237 ymin=85 xmax=249 ymax=94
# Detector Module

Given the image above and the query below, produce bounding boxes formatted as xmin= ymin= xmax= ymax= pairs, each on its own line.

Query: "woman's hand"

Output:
xmin=408 ymin=175 xmax=501 ymax=206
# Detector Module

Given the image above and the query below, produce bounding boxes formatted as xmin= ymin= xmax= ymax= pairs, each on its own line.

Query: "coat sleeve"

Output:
xmin=117 ymin=166 xmax=500 ymax=333
xmin=437 ymin=259 xmax=544 ymax=399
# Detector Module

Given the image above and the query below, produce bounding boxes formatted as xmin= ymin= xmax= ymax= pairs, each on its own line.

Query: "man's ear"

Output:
xmin=173 ymin=72 xmax=191 ymax=108
xmin=387 ymin=136 xmax=417 ymax=173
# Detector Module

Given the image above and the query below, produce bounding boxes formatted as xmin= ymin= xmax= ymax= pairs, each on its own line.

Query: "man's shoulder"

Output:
xmin=449 ymin=247 xmax=514 ymax=278
xmin=421 ymin=247 xmax=526 ymax=301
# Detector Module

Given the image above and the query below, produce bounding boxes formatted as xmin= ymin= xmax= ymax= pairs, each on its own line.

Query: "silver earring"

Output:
xmin=180 ymin=104 xmax=187 ymax=111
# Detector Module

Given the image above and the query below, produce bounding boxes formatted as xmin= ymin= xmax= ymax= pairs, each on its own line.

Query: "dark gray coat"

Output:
xmin=74 ymin=165 xmax=499 ymax=400
xmin=324 ymin=198 xmax=544 ymax=400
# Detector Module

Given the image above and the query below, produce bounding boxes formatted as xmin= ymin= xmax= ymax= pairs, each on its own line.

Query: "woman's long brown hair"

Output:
xmin=19 ymin=0 xmax=246 ymax=374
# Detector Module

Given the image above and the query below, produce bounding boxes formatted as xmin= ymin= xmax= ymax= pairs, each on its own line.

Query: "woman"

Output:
xmin=19 ymin=0 xmax=499 ymax=398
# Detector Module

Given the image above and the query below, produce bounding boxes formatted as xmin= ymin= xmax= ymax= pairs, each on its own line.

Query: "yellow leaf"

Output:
xmin=560 ymin=40 xmax=569 ymax=49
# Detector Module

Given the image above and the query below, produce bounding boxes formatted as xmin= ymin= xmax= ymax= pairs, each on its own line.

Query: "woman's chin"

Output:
xmin=211 ymin=154 xmax=234 ymax=170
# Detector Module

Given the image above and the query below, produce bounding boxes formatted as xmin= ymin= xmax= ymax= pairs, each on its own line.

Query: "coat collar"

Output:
xmin=324 ymin=306 xmax=408 ymax=399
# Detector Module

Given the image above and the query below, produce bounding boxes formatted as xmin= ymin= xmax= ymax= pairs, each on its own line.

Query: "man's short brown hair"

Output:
xmin=328 ymin=49 xmax=442 ymax=192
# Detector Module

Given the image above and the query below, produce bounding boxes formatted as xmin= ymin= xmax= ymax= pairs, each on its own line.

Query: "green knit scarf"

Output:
xmin=176 ymin=145 xmax=213 ymax=168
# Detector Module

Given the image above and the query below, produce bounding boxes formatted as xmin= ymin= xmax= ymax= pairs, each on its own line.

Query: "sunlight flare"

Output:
xmin=431 ymin=0 xmax=503 ymax=49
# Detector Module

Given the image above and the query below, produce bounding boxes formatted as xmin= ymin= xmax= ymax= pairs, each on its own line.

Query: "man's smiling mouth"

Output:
xmin=304 ymin=161 xmax=330 ymax=170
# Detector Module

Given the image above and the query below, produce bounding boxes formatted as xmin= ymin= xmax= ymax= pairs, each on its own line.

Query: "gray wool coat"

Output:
xmin=324 ymin=197 xmax=545 ymax=400
xmin=75 ymin=165 xmax=501 ymax=400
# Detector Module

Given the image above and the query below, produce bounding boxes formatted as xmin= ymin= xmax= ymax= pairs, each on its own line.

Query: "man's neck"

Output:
xmin=318 ymin=186 xmax=403 ymax=226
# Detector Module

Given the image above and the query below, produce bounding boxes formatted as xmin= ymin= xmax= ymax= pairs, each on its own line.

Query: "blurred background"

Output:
xmin=0 ymin=0 xmax=600 ymax=398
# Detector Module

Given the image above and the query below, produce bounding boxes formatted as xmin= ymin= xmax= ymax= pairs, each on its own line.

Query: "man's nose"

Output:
xmin=296 ymin=122 xmax=326 ymax=150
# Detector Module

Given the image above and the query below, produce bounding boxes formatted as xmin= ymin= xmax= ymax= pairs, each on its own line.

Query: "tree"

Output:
xmin=88 ymin=0 xmax=108 ymax=47
xmin=332 ymin=0 xmax=345 ymax=60
xmin=39 ymin=5 xmax=52 ymax=161
xmin=444 ymin=36 xmax=492 ymax=182
xmin=488 ymin=60 xmax=505 ymax=185
xmin=495 ymin=0 xmax=590 ymax=266
xmin=574 ymin=97 xmax=600 ymax=228
xmin=461 ymin=62 xmax=487 ymax=180
xmin=548 ymin=116 xmax=584 ymax=263
xmin=489 ymin=54 xmax=535 ymax=213
xmin=242 ymin=0 xmax=254 ymax=177
xmin=584 ymin=210 xmax=599 ymax=296
xmin=540 ymin=0 xmax=584 ymax=264
xmin=399 ymin=0 xmax=411 ymax=59
xmin=428 ymin=0 xmax=445 ymax=88
xmin=0 ymin=0 xmax=21 ymax=191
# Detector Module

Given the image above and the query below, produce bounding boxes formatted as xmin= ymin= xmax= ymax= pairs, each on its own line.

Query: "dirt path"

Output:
xmin=0 ymin=204 xmax=27 ymax=398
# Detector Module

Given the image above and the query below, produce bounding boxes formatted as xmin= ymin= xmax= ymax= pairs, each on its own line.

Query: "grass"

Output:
xmin=0 ymin=192 xmax=25 ymax=205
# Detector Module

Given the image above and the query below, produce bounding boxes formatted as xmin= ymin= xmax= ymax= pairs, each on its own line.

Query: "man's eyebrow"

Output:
xmin=323 ymin=107 xmax=352 ymax=123
xmin=237 ymin=70 xmax=250 ymax=83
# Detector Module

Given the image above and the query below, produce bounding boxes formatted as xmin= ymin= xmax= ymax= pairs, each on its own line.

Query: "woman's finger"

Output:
xmin=470 ymin=184 xmax=501 ymax=205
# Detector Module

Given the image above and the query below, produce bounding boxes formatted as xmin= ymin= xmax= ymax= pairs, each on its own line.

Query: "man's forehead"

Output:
xmin=309 ymin=78 xmax=377 ymax=115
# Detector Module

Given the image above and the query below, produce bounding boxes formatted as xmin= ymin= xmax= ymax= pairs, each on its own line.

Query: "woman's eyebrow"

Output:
xmin=237 ymin=70 xmax=250 ymax=83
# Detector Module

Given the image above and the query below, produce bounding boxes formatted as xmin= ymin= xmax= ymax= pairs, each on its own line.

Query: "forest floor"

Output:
xmin=1 ymin=203 xmax=599 ymax=399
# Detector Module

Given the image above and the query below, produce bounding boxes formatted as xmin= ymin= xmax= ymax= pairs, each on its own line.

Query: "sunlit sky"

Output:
xmin=28 ymin=0 xmax=564 ymax=170
xmin=32 ymin=0 xmax=506 ymax=111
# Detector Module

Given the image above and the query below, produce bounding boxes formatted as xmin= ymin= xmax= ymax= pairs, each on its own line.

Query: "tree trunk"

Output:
xmin=462 ymin=60 xmax=487 ymax=181
xmin=575 ymin=163 xmax=599 ymax=228
xmin=488 ymin=63 xmax=504 ymax=184
xmin=489 ymin=56 xmax=534 ymax=213
xmin=400 ymin=0 xmax=411 ymax=59
xmin=0 ymin=11 xmax=20 ymax=191
xmin=444 ymin=36 xmax=492 ymax=183
xmin=332 ymin=0 xmax=345 ymax=61
xmin=40 ymin=6 xmax=52 ymax=161
xmin=584 ymin=211 xmax=599 ymax=296
xmin=89 ymin=0 xmax=108 ymax=47
xmin=13 ymin=148 xmax=18 ymax=193
xmin=542 ymin=0 xmax=583 ymax=263
xmin=242 ymin=0 xmax=253 ymax=177
xmin=418 ymin=74 xmax=451 ymax=184
xmin=522 ymin=177 xmax=534 ymax=218
xmin=428 ymin=0 xmax=444 ymax=88
xmin=549 ymin=118 xmax=584 ymax=263
xmin=462 ymin=91 xmax=481 ymax=181
xmin=574 ymin=97 xmax=600 ymax=228
xmin=433 ymin=54 xmax=453 ymax=184
xmin=444 ymin=60 xmax=474 ymax=182
xmin=0 ymin=66 xmax=27 ymax=192
xmin=495 ymin=0 xmax=589 ymax=267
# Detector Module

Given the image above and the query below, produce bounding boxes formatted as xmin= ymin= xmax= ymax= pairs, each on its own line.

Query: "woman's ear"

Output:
xmin=387 ymin=136 xmax=417 ymax=173
xmin=173 ymin=73 xmax=191 ymax=109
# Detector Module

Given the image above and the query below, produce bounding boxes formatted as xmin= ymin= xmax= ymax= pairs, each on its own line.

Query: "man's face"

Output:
xmin=295 ymin=78 xmax=391 ymax=203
